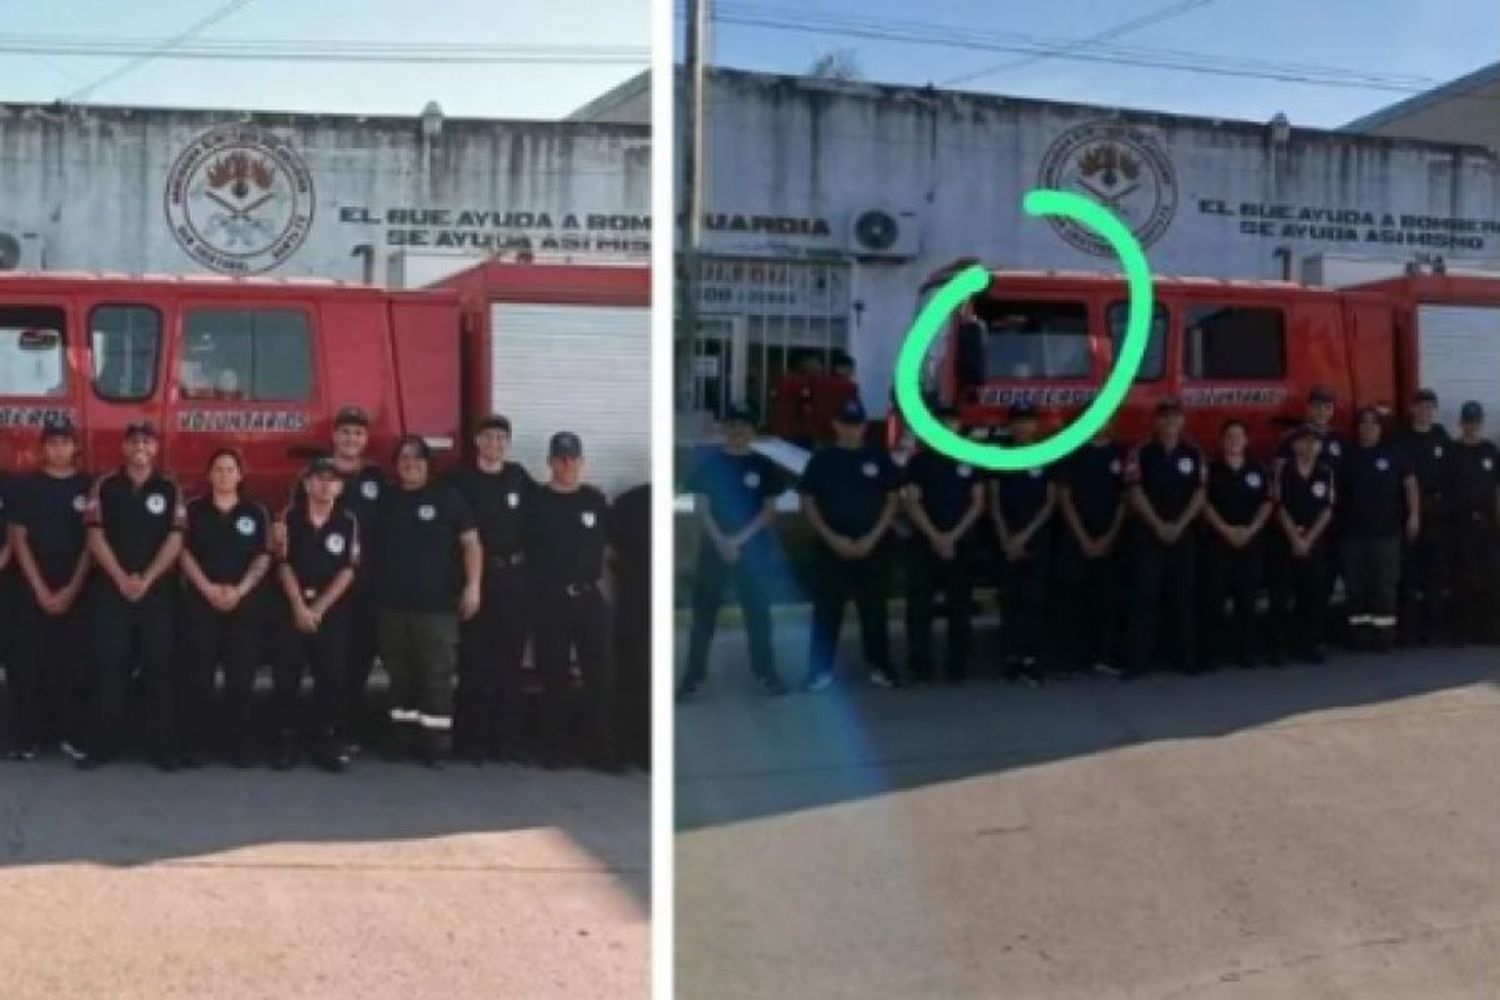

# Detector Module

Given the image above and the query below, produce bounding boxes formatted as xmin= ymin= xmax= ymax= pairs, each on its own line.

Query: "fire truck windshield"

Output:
xmin=0 ymin=306 xmax=67 ymax=397
xmin=977 ymin=299 xmax=1090 ymax=379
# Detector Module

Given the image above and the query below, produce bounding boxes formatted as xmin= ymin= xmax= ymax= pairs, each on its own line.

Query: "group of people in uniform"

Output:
xmin=680 ymin=385 xmax=1500 ymax=697
xmin=1 ymin=405 xmax=650 ymax=773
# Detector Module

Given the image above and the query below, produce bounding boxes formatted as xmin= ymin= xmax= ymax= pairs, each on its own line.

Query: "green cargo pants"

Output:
xmin=379 ymin=609 xmax=459 ymax=759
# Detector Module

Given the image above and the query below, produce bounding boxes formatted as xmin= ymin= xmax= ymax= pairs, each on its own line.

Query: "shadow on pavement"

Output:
xmin=677 ymin=616 xmax=1500 ymax=831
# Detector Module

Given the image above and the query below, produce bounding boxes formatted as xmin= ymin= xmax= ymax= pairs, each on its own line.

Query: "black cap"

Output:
xmin=1154 ymin=397 xmax=1184 ymax=416
xmin=725 ymin=401 xmax=758 ymax=425
xmin=1009 ymin=401 xmax=1038 ymax=421
xmin=1413 ymin=388 xmax=1438 ymax=404
xmin=334 ymin=405 xmax=370 ymax=428
xmin=1461 ymin=401 xmax=1485 ymax=422
xmin=124 ymin=420 xmax=158 ymax=439
xmin=549 ymin=431 xmax=583 ymax=459
xmin=476 ymin=414 xmax=512 ymax=436
xmin=305 ymin=454 xmax=339 ymax=477
xmin=834 ymin=397 xmax=867 ymax=424
xmin=40 ymin=417 xmax=76 ymax=441
xmin=1308 ymin=385 xmax=1335 ymax=404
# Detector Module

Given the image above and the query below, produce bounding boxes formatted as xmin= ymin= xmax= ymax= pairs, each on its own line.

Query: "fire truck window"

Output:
xmin=1184 ymin=305 xmax=1286 ymax=380
xmin=0 ymin=306 xmax=67 ymax=397
xmin=90 ymin=306 xmax=161 ymax=402
xmin=978 ymin=300 xmax=1090 ymax=379
xmin=1106 ymin=301 xmax=1166 ymax=381
xmin=182 ymin=308 xmax=313 ymax=402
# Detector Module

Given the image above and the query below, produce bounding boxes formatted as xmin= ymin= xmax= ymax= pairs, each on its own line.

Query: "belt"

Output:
xmin=487 ymin=552 xmax=525 ymax=568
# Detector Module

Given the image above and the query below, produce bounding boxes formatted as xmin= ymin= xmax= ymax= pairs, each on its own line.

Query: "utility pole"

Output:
xmin=678 ymin=0 xmax=708 ymax=418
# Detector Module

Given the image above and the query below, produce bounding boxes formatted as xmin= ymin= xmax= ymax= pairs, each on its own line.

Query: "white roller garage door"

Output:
xmin=1416 ymin=304 xmax=1500 ymax=430
xmin=489 ymin=302 xmax=650 ymax=498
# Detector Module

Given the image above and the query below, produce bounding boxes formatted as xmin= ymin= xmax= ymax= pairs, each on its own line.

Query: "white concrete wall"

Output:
xmin=684 ymin=69 xmax=1500 ymax=413
xmin=0 ymin=103 xmax=650 ymax=280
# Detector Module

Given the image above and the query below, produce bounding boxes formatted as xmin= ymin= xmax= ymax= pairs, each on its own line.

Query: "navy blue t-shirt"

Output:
xmin=1393 ymin=425 xmax=1449 ymax=503
xmin=1341 ymin=442 xmax=1412 ymax=537
xmin=799 ymin=445 xmax=899 ymax=538
xmin=1207 ymin=458 xmax=1270 ymax=527
xmin=690 ymin=450 xmax=783 ymax=535
xmin=904 ymin=450 xmax=982 ymax=534
xmin=1126 ymin=439 xmax=1206 ymax=522
xmin=1277 ymin=460 xmax=1337 ymax=529
xmin=1061 ymin=441 xmax=1125 ymax=537
xmin=1443 ymin=440 xmax=1500 ymax=519
xmin=991 ymin=465 xmax=1053 ymax=531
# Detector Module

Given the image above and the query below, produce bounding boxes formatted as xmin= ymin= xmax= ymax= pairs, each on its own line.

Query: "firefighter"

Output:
xmin=1393 ymin=388 xmax=1451 ymax=645
xmin=1276 ymin=384 xmax=1346 ymax=473
xmin=1442 ymin=401 xmax=1500 ymax=645
xmin=1056 ymin=420 xmax=1128 ymax=677
xmin=374 ymin=436 xmax=482 ymax=767
xmin=272 ymin=456 xmax=360 ymax=772
xmin=679 ymin=402 xmax=788 ymax=701
xmin=1269 ymin=424 xmax=1338 ymax=664
xmin=989 ymin=402 xmax=1056 ymax=684
xmin=177 ymin=449 xmax=272 ymax=767
xmin=1123 ymin=398 xmax=1206 ymax=677
xmin=902 ymin=404 xmax=985 ymax=684
xmin=607 ymin=480 xmax=651 ymax=770
xmin=1199 ymin=419 xmax=1273 ymax=669
xmin=8 ymin=420 xmax=90 ymax=762
xmin=798 ymin=397 xmax=901 ymax=692
xmin=80 ymin=421 xmax=185 ymax=770
xmin=525 ymin=431 xmax=616 ymax=769
xmin=1340 ymin=407 xmax=1419 ymax=651
xmin=448 ymin=414 xmax=536 ymax=763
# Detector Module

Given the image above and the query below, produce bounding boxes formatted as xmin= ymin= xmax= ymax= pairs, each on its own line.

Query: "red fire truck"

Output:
xmin=888 ymin=260 xmax=1500 ymax=458
xmin=0 ymin=261 xmax=650 ymax=499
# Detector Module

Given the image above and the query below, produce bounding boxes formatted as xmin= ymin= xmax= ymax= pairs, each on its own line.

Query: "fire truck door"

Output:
xmin=1413 ymin=303 xmax=1500 ymax=430
xmin=0 ymin=295 xmax=82 ymax=473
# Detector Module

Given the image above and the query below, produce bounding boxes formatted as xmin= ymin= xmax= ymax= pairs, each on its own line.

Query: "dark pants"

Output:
xmin=905 ymin=540 xmax=973 ymax=680
xmin=1400 ymin=510 xmax=1448 ymax=643
xmin=533 ymin=581 xmax=614 ymax=766
xmin=1341 ymin=534 xmax=1401 ymax=643
xmin=1199 ymin=532 xmax=1264 ymax=665
xmin=89 ymin=580 xmax=176 ymax=761
xmin=1449 ymin=513 xmax=1499 ymax=643
xmin=11 ymin=585 xmax=85 ymax=752
xmin=456 ymin=558 xmax=530 ymax=758
xmin=998 ymin=531 xmax=1052 ymax=670
xmin=614 ymin=571 xmax=650 ymax=770
xmin=342 ymin=576 xmax=378 ymax=738
xmin=808 ymin=544 xmax=891 ymax=681
xmin=684 ymin=542 xmax=776 ymax=684
xmin=379 ymin=608 xmax=459 ymax=755
xmin=272 ymin=603 xmax=348 ymax=742
xmin=1270 ymin=535 xmax=1331 ymax=657
xmin=1054 ymin=532 xmax=1123 ymax=671
xmin=178 ymin=589 xmax=262 ymax=758
xmin=1125 ymin=528 xmax=1197 ymax=673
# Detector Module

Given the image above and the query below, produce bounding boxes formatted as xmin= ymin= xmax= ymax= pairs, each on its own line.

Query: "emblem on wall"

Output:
xmin=164 ymin=125 xmax=315 ymax=274
xmin=1037 ymin=120 xmax=1178 ymax=256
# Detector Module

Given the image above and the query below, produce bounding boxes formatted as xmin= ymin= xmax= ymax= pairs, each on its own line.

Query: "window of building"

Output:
xmin=978 ymin=300 xmax=1091 ymax=379
xmin=1184 ymin=305 xmax=1286 ymax=380
xmin=180 ymin=308 xmax=314 ymax=402
xmin=0 ymin=306 xmax=67 ymax=397
xmin=1107 ymin=301 xmax=1167 ymax=381
xmin=91 ymin=305 xmax=161 ymax=402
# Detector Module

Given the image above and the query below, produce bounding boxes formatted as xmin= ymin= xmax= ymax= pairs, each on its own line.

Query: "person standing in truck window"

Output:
xmin=447 ymin=414 xmax=536 ymax=765
xmin=375 ymin=436 xmax=482 ymax=768
xmin=80 ymin=421 xmax=185 ymax=771
xmin=525 ymin=432 xmax=617 ymax=770
xmin=1393 ymin=388 xmax=1451 ymax=645
xmin=1199 ymin=420 xmax=1273 ymax=670
xmin=1340 ymin=407 xmax=1419 ymax=652
xmin=8 ymin=419 xmax=90 ymax=762
xmin=1442 ymin=401 xmax=1500 ymax=645
xmin=678 ymin=402 xmax=788 ymax=702
xmin=989 ymin=402 xmax=1057 ymax=685
xmin=903 ymin=403 xmax=985 ymax=685
xmin=798 ymin=397 xmax=902 ymax=693
xmin=272 ymin=456 xmax=360 ymax=772
xmin=1056 ymin=418 xmax=1128 ymax=678
xmin=177 ymin=449 xmax=272 ymax=767
xmin=1123 ymin=398 xmax=1206 ymax=677
xmin=1269 ymin=424 xmax=1338 ymax=665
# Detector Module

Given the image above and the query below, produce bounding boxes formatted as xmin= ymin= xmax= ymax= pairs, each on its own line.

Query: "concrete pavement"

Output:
xmin=676 ymin=618 xmax=1500 ymax=999
xmin=0 ymin=759 xmax=649 ymax=1000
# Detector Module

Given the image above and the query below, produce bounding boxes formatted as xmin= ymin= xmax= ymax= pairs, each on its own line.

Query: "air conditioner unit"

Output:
xmin=846 ymin=206 xmax=921 ymax=260
xmin=0 ymin=231 xmax=42 ymax=271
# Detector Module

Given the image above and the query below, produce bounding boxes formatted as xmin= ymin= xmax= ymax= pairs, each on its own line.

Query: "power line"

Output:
xmin=1 ymin=37 xmax=648 ymax=66
xmin=67 ymin=0 xmax=258 ymax=102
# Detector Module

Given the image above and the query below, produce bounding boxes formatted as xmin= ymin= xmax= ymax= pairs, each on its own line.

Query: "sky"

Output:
xmin=0 ymin=0 xmax=650 ymax=118
xmin=691 ymin=0 xmax=1500 ymax=129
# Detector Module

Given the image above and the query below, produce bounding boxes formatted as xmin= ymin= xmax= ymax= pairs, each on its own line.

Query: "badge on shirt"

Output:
xmin=582 ymin=510 xmax=597 ymax=528
xmin=417 ymin=504 xmax=436 ymax=521
xmin=1485 ymin=458 xmax=1495 ymax=472
xmin=956 ymin=464 xmax=973 ymax=479
xmin=1435 ymin=446 xmax=1444 ymax=459
xmin=326 ymin=533 xmax=347 ymax=555
xmin=1027 ymin=468 xmax=1043 ymax=479
xmin=1246 ymin=472 xmax=1263 ymax=490
xmin=1109 ymin=459 xmax=1122 ymax=476
xmin=72 ymin=494 xmax=86 ymax=513
xmin=861 ymin=461 xmax=878 ymax=478
xmin=1176 ymin=456 xmax=1194 ymax=476
xmin=145 ymin=493 xmax=167 ymax=515
xmin=744 ymin=471 xmax=761 ymax=489
xmin=1312 ymin=481 xmax=1328 ymax=499
xmin=1327 ymin=441 xmax=1341 ymax=457
xmin=1375 ymin=457 xmax=1389 ymax=472
xmin=362 ymin=480 xmax=380 ymax=501
xmin=236 ymin=516 xmax=256 ymax=536
xmin=506 ymin=492 xmax=520 ymax=508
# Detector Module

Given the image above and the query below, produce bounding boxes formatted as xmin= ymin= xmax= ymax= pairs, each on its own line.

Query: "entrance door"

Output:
xmin=690 ymin=315 xmax=746 ymax=422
